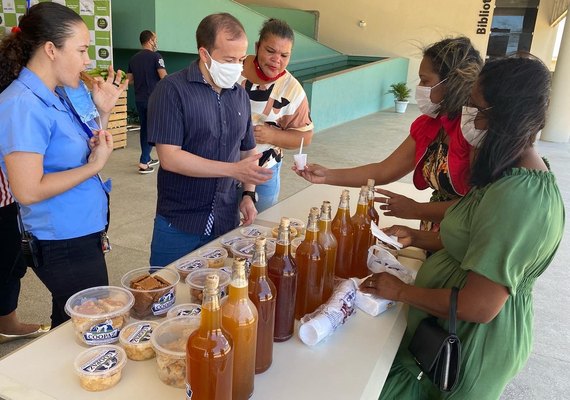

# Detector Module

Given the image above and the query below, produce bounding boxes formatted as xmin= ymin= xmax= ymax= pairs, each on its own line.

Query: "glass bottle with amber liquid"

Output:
xmin=248 ymin=237 xmax=276 ymax=374
xmin=367 ymin=178 xmax=380 ymax=247
xmin=221 ymin=258 xmax=258 ymax=400
xmin=351 ymin=186 xmax=372 ymax=278
xmin=267 ymin=217 xmax=297 ymax=342
xmin=187 ymin=274 xmax=233 ymax=400
xmin=332 ymin=189 xmax=354 ymax=279
xmin=318 ymin=201 xmax=337 ymax=303
xmin=295 ymin=207 xmax=325 ymax=319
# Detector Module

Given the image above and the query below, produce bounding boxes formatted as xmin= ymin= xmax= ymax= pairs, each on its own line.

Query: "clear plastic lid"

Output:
xmin=118 ymin=320 xmax=158 ymax=346
xmin=166 ymin=303 xmax=202 ymax=319
xmin=240 ymin=225 xmax=271 ymax=238
xmin=175 ymin=257 xmax=208 ymax=278
xmin=185 ymin=268 xmax=231 ymax=291
xmin=74 ymin=345 xmax=127 ymax=377
xmin=150 ymin=315 xmax=201 ymax=359
xmin=65 ymin=286 xmax=134 ymax=320
xmin=231 ymin=238 xmax=276 ymax=259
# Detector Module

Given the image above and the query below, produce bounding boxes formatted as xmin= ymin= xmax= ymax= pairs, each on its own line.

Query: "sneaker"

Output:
xmin=148 ymin=158 xmax=159 ymax=167
xmin=138 ymin=165 xmax=155 ymax=174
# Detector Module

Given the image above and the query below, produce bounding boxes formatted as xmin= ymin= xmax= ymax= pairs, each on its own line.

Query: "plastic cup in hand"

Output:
xmin=294 ymin=153 xmax=307 ymax=170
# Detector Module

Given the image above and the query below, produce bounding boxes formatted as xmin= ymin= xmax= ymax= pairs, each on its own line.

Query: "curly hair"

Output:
xmin=470 ymin=55 xmax=551 ymax=187
xmin=0 ymin=2 xmax=83 ymax=92
xmin=423 ymin=37 xmax=483 ymax=119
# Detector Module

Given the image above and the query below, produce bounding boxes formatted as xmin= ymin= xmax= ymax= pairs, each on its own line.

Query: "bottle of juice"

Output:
xmin=248 ymin=237 xmax=276 ymax=374
xmin=267 ymin=217 xmax=297 ymax=342
xmin=187 ymin=274 xmax=233 ymax=400
xmin=332 ymin=189 xmax=354 ymax=279
xmin=351 ymin=186 xmax=372 ymax=278
xmin=367 ymin=178 xmax=380 ymax=247
xmin=318 ymin=201 xmax=337 ymax=303
xmin=295 ymin=207 xmax=325 ymax=319
xmin=221 ymin=258 xmax=257 ymax=400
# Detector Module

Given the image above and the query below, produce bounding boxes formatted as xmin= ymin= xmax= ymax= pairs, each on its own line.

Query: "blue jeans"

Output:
xmin=150 ymin=215 xmax=212 ymax=267
xmin=255 ymin=161 xmax=281 ymax=213
xmin=136 ymin=101 xmax=152 ymax=165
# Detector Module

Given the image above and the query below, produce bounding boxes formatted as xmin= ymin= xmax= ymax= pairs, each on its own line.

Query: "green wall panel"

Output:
xmin=247 ymin=5 xmax=318 ymax=39
xmin=112 ymin=0 xmax=156 ymax=49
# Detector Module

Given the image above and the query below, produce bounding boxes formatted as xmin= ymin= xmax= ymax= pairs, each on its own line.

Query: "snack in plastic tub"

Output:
xmin=65 ymin=286 xmax=134 ymax=346
xmin=271 ymin=225 xmax=298 ymax=238
xmin=150 ymin=316 xmax=201 ymax=388
xmin=186 ymin=268 xmax=231 ymax=303
xmin=121 ymin=267 xmax=180 ymax=319
xmin=119 ymin=320 xmax=158 ymax=361
xmin=166 ymin=303 xmax=202 ymax=319
xmin=219 ymin=235 xmax=244 ymax=254
xmin=289 ymin=218 xmax=306 ymax=236
xmin=196 ymin=246 xmax=228 ymax=269
xmin=175 ymin=256 xmax=208 ymax=279
xmin=240 ymin=225 xmax=271 ymax=238
xmin=230 ymin=238 xmax=276 ymax=260
xmin=74 ymin=345 xmax=127 ymax=391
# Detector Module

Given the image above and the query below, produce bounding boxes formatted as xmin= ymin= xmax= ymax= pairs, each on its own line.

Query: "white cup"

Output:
xmin=294 ymin=153 xmax=307 ymax=170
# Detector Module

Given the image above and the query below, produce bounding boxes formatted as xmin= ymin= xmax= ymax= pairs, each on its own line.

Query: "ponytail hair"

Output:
xmin=0 ymin=2 xmax=83 ymax=92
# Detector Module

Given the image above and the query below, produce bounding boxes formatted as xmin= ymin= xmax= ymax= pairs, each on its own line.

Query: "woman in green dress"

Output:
xmin=362 ymin=55 xmax=565 ymax=399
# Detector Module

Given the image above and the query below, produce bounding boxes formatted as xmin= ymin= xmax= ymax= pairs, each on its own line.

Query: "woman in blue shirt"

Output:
xmin=0 ymin=2 xmax=127 ymax=328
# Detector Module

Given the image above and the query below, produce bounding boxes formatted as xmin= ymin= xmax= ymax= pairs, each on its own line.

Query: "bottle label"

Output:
xmin=151 ymin=289 xmax=176 ymax=315
xmin=83 ymin=319 xmax=120 ymax=345
xmin=185 ymin=382 xmax=193 ymax=399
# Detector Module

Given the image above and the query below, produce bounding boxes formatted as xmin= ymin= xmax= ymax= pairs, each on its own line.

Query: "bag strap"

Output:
xmin=448 ymin=287 xmax=459 ymax=335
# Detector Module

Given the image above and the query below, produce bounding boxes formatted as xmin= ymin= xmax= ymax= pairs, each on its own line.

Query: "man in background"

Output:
xmin=127 ymin=30 xmax=167 ymax=174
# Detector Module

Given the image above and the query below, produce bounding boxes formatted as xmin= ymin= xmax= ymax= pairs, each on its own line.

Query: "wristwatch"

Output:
xmin=242 ymin=190 xmax=258 ymax=204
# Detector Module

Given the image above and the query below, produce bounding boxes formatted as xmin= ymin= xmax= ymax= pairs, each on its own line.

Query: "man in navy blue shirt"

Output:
xmin=127 ymin=30 xmax=167 ymax=174
xmin=147 ymin=13 xmax=273 ymax=266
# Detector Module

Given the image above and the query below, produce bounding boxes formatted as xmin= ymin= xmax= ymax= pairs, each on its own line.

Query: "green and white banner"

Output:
xmin=0 ymin=0 xmax=113 ymax=69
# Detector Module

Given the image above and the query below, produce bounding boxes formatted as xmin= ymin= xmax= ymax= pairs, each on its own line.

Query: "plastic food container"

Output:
xmin=240 ymin=225 xmax=271 ymax=239
xmin=230 ymin=238 xmax=276 ymax=260
xmin=289 ymin=218 xmax=306 ymax=236
xmin=150 ymin=316 xmax=201 ymax=388
xmin=271 ymin=225 xmax=298 ymax=239
xmin=196 ymin=246 xmax=228 ymax=269
xmin=174 ymin=256 xmax=208 ymax=280
xmin=219 ymin=235 xmax=245 ymax=254
xmin=166 ymin=303 xmax=202 ymax=319
xmin=185 ymin=268 xmax=231 ymax=303
xmin=119 ymin=320 xmax=158 ymax=361
xmin=121 ymin=267 xmax=180 ymax=319
xmin=65 ymin=286 xmax=134 ymax=346
xmin=74 ymin=345 xmax=127 ymax=391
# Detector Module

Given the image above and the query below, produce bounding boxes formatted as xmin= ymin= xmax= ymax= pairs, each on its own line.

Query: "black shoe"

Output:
xmin=148 ymin=159 xmax=159 ymax=167
xmin=138 ymin=165 xmax=155 ymax=174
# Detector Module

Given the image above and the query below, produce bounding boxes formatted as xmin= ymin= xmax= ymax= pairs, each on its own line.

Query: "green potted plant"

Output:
xmin=386 ymin=82 xmax=411 ymax=113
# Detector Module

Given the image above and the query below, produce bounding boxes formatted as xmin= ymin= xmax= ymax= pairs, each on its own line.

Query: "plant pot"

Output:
xmin=394 ymin=100 xmax=409 ymax=113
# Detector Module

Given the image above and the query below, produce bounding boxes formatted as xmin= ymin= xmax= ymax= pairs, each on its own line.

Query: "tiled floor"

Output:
xmin=3 ymin=105 xmax=569 ymax=399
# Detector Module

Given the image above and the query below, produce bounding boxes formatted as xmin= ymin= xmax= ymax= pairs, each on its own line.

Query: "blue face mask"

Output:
xmin=63 ymin=81 xmax=100 ymax=127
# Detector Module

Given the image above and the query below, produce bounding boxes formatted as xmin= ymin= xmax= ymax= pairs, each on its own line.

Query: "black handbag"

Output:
xmin=408 ymin=287 xmax=461 ymax=392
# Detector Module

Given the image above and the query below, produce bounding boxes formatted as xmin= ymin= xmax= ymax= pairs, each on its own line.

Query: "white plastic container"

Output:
xmin=175 ymin=256 xmax=208 ymax=279
xmin=65 ymin=286 xmax=134 ymax=346
xmin=74 ymin=345 xmax=127 ymax=391
xmin=121 ymin=267 xmax=180 ymax=319
xmin=118 ymin=320 xmax=158 ymax=361
xmin=150 ymin=316 xmax=201 ymax=388
xmin=196 ymin=246 xmax=228 ymax=269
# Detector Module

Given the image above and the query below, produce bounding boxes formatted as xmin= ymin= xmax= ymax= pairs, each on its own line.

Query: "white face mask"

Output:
xmin=204 ymin=50 xmax=243 ymax=89
xmin=461 ymin=106 xmax=488 ymax=147
xmin=415 ymin=78 xmax=447 ymax=118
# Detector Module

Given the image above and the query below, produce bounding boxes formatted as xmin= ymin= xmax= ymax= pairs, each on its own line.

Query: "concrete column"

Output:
xmin=542 ymin=15 xmax=570 ymax=143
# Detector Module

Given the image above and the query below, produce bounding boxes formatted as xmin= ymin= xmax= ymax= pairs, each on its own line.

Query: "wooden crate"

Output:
xmin=110 ymin=90 xmax=128 ymax=149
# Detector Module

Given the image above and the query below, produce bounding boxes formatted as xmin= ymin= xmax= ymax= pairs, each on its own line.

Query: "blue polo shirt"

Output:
xmin=0 ymin=68 xmax=108 ymax=240
xmin=148 ymin=61 xmax=255 ymax=236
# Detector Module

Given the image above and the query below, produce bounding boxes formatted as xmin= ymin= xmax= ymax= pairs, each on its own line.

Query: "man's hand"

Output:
xmin=239 ymin=196 xmax=257 ymax=225
xmin=234 ymin=153 xmax=273 ymax=185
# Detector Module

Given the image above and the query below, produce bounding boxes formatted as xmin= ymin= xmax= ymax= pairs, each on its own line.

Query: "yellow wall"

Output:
xmin=531 ymin=0 xmax=559 ymax=67
xmin=238 ymin=0 xmax=496 ymax=89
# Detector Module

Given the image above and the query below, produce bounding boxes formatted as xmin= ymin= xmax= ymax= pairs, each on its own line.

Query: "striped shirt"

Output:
xmin=148 ymin=61 xmax=255 ymax=236
xmin=0 ymin=169 xmax=14 ymax=208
